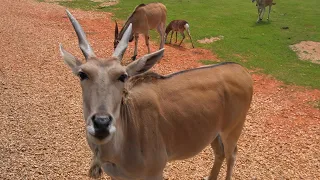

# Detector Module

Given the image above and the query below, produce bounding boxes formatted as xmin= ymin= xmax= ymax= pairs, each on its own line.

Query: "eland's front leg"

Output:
xmin=260 ymin=7 xmax=265 ymax=21
xmin=257 ymin=8 xmax=261 ymax=22
xmin=186 ymin=28 xmax=195 ymax=48
xmin=168 ymin=31 xmax=174 ymax=44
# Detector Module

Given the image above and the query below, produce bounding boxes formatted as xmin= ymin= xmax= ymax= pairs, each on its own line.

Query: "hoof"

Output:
xmin=131 ymin=55 xmax=137 ymax=61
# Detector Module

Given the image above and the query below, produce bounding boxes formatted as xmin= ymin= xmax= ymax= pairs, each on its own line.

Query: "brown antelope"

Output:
xmin=165 ymin=20 xmax=195 ymax=48
xmin=114 ymin=3 xmax=167 ymax=60
xmin=252 ymin=0 xmax=276 ymax=22
xmin=60 ymin=10 xmax=253 ymax=180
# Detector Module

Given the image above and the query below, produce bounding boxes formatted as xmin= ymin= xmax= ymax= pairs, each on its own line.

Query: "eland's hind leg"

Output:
xmin=220 ymin=121 xmax=245 ymax=180
xmin=224 ymin=144 xmax=238 ymax=180
xmin=157 ymin=23 xmax=166 ymax=49
xmin=132 ymin=34 xmax=139 ymax=60
xmin=204 ymin=135 xmax=225 ymax=180
xmin=178 ymin=32 xmax=186 ymax=46
xmin=267 ymin=5 xmax=272 ymax=20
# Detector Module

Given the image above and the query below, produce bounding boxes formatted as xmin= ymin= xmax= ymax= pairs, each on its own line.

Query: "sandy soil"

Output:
xmin=197 ymin=36 xmax=224 ymax=44
xmin=1 ymin=0 xmax=319 ymax=179
xmin=290 ymin=41 xmax=320 ymax=64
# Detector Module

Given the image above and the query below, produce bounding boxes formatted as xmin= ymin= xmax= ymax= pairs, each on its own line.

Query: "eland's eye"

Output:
xmin=118 ymin=74 xmax=128 ymax=82
xmin=78 ymin=72 xmax=88 ymax=81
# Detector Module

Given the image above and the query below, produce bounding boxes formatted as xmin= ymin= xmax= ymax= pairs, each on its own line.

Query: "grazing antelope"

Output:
xmin=60 ymin=10 xmax=253 ymax=180
xmin=252 ymin=0 xmax=276 ymax=22
xmin=165 ymin=20 xmax=195 ymax=48
xmin=114 ymin=3 xmax=167 ymax=60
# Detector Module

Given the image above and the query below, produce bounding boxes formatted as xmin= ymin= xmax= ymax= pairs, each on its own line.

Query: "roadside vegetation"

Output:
xmin=43 ymin=0 xmax=320 ymax=89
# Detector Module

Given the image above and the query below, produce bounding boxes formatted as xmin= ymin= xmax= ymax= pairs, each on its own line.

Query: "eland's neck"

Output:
xmin=97 ymin=103 xmax=141 ymax=164
xmin=119 ymin=18 xmax=133 ymax=40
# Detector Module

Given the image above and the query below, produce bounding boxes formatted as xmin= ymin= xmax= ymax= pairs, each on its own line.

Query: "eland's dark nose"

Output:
xmin=91 ymin=114 xmax=112 ymax=139
xmin=92 ymin=115 xmax=112 ymax=129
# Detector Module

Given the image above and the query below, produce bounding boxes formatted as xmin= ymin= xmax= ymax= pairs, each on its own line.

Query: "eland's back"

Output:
xmin=132 ymin=3 xmax=166 ymax=33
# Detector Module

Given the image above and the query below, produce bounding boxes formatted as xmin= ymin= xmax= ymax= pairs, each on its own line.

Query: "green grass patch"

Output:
xmin=55 ymin=0 xmax=320 ymax=89
xmin=57 ymin=0 xmax=102 ymax=11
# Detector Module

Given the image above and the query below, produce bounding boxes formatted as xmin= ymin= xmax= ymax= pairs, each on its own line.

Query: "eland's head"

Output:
xmin=60 ymin=10 xmax=164 ymax=145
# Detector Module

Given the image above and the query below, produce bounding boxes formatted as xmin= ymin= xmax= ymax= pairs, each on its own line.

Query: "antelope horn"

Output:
xmin=66 ymin=9 xmax=96 ymax=60
xmin=112 ymin=23 xmax=132 ymax=61
xmin=115 ymin=20 xmax=119 ymax=39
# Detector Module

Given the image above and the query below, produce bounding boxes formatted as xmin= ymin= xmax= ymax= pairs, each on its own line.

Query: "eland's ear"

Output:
xmin=59 ymin=44 xmax=82 ymax=74
xmin=126 ymin=48 xmax=164 ymax=76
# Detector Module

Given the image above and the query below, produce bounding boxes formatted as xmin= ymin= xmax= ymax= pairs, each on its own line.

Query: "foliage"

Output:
xmin=57 ymin=0 xmax=101 ymax=11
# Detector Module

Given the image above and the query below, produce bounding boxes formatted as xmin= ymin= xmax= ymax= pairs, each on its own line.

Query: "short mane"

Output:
xmin=125 ymin=62 xmax=237 ymax=90
xmin=166 ymin=62 xmax=237 ymax=78
xmin=125 ymin=72 xmax=165 ymax=90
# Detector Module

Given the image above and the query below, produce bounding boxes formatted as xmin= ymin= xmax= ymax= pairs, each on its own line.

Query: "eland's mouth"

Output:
xmin=87 ymin=125 xmax=116 ymax=140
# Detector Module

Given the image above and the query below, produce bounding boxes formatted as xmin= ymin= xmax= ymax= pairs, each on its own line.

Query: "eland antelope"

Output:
xmin=114 ymin=3 xmax=167 ymax=60
xmin=252 ymin=0 xmax=276 ymax=22
xmin=60 ymin=10 xmax=253 ymax=180
xmin=165 ymin=20 xmax=195 ymax=48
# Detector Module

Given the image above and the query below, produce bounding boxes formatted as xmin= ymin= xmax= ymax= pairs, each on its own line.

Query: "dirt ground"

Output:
xmin=1 ymin=0 xmax=320 ymax=179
